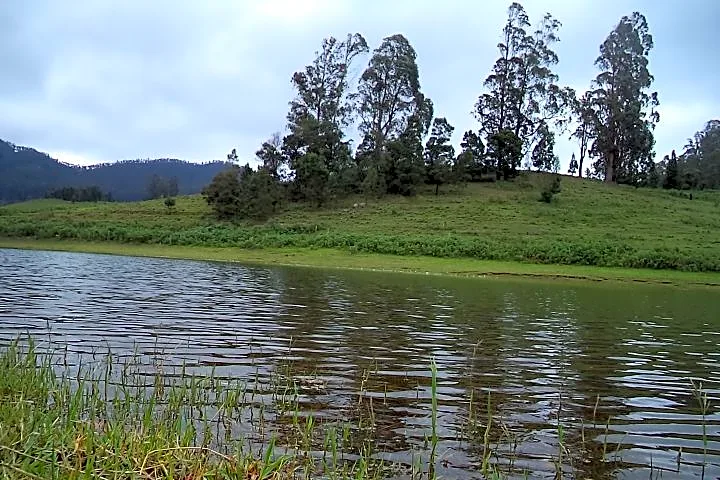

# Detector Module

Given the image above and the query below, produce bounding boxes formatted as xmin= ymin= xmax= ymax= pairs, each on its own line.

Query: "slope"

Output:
xmin=1 ymin=174 xmax=718 ymax=272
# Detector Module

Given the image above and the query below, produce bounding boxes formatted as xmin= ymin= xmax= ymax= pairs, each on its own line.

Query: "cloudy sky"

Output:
xmin=1 ymin=0 xmax=718 ymax=169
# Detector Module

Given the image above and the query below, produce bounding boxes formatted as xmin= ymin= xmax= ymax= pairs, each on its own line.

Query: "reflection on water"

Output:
xmin=1 ymin=248 xmax=719 ymax=479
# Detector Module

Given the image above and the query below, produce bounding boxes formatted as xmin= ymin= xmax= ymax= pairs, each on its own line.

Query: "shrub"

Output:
xmin=539 ymin=175 xmax=561 ymax=203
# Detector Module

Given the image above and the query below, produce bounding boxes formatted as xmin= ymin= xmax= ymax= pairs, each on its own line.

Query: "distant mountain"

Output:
xmin=0 ymin=139 xmax=231 ymax=203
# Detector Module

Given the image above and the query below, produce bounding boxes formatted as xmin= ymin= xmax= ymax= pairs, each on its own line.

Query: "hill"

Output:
xmin=1 ymin=174 xmax=719 ymax=273
xmin=0 ymin=139 xmax=230 ymax=203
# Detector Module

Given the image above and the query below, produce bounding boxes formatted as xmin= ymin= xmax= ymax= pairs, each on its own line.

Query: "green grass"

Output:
xmin=0 ymin=341 xmax=400 ymax=479
xmin=0 ymin=340 xmax=639 ymax=479
xmin=1 ymin=173 xmax=719 ymax=274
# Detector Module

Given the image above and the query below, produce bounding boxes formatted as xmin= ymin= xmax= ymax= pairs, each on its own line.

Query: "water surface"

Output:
xmin=1 ymin=248 xmax=719 ymax=479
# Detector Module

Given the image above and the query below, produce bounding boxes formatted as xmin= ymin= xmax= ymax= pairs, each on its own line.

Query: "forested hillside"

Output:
xmin=0 ymin=139 xmax=229 ymax=203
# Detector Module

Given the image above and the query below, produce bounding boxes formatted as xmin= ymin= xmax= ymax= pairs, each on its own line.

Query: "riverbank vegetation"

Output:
xmin=2 ymin=176 xmax=720 ymax=274
xmin=4 ymin=340 xmax=709 ymax=479
xmin=1 ymin=3 xmax=719 ymax=277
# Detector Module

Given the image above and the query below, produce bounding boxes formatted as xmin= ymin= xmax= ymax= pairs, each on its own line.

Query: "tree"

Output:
xmin=286 ymin=33 xmax=368 ymax=176
xmin=293 ymin=152 xmax=329 ymax=206
xmin=586 ymin=12 xmax=659 ymax=184
xmin=474 ymin=3 xmax=572 ymax=179
xmin=539 ymin=175 xmax=561 ymax=203
xmin=663 ymin=150 xmax=679 ymax=189
xmin=237 ymin=166 xmax=282 ymax=220
xmin=356 ymin=34 xmax=432 ymax=196
xmin=202 ymin=162 xmax=282 ymax=220
xmin=288 ymin=33 xmax=368 ymax=131
xmin=531 ymin=123 xmax=557 ymax=171
xmin=680 ymin=120 xmax=720 ymax=188
xmin=356 ymin=34 xmax=424 ymax=153
xmin=456 ymin=130 xmax=486 ymax=181
xmin=570 ymin=91 xmax=594 ymax=178
xmin=164 ymin=197 xmax=176 ymax=212
xmin=487 ymin=130 xmax=523 ymax=180
xmin=202 ymin=166 xmax=243 ymax=219
xmin=255 ymin=133 xmax=286 ymax=180
xmin=568 ymin=153 xmax=579 ymax=176
xmin=424 ymin=117 xmax=455 ymax=195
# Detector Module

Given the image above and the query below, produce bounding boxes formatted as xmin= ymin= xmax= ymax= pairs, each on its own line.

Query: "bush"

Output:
xmin=539 ymin=175 xmax=561 ymax=203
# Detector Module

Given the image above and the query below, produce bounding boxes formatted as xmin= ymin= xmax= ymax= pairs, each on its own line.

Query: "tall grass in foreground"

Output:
xmin=0 ymin=340 xmax=711 ymax=479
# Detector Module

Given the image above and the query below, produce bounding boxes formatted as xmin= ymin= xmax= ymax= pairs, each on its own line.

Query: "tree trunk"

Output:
xmin=578 ymin=151 xmax=584 ymax=178
xmin=605 ymin=151 xmax=615 ymax=183
xmin=435 ymin=183 xmax=439 ymax=195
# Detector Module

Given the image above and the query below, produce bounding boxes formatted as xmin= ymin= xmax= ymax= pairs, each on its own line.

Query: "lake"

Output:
xmin=0 ymin=248 xmax=719 ymax=479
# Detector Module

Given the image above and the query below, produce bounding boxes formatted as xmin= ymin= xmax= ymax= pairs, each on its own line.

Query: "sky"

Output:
xmin=1 ymin=0 xmax=718 ymax=170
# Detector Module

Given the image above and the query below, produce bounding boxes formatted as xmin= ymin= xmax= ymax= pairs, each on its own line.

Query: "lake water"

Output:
xmin=1 ymin=248 xmax=719 ymax=479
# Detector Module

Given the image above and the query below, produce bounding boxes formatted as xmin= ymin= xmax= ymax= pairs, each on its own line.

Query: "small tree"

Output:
xmin=238 ymin=167 xmax=282 ymax=220
xmin=539 ymin=175 xmax=561 ymax=203
xmin=663 ymin=150 xmax=679 ymax=189
xmin=164 ymin=197 xmax=176 ymax=213
xmin=568 ymin=153 xmax=579 ymax=175
xmin=424 ymin=117 xmax=455 ymax=195
xmin=457 ymin=130 xmax=485 ymax=181
xmin=202 ymin=166 xmax=243 ymax=219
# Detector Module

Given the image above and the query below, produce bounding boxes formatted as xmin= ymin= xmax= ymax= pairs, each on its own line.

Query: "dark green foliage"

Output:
xmin=679 ymin=120 xmax=720 ymax=189
xmin=487 ymin=130 xmax=523 ymax=180
xmin=357 ymin=34 xmax=423 ymax=151
xmin=288 ymin=33 xmax=368 ymax=130
xmin=237 ymin=167 xmax=283 ymax=220
xmin=46 ymin=186 xmax=111 ymax=202
xmin=203 ymin=164 xmax=283 ymax=220
xmin=475 ymin=3 xmax=571 ymax=180
xmin=285 ymin=34 xmax=367 ymax=184
xmin=568 ymin=154 xmax=579 ymax=176
xmin=531 ymin=124 xmax=558 ymax=172
xmin=424 ymin=117 xmax=455 ymax=194
xmin=539 ymin=175 xmax=561 ymax=203
xmin=361 ymin=164 xmax=386 ymax=198
xmin=292 ymin=153 xmax=330 ymax=206
xmin=255 ymin=133 xmax=286 ymax=180
xmin=457 ymin=130 xmax=486 ymax=181
xmin=202 ymin=166 xmax=243 ymax=219
xmin=164 ymin=197 xmax=176 ymax=212
xmin=585 ymin=12 xmax=659 ymax=184
xmin=663 ymin=150 xmax=679 ymax=189
xmin=278 ymin=34 xmax=368 ymax=200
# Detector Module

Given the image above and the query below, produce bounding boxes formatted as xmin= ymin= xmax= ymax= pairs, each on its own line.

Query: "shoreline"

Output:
xmin=2 ymin=237 xmax=720 ymax=287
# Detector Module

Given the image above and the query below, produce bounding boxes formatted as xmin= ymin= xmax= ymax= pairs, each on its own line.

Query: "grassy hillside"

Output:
xmin=1 ymin=173 xmax=719 ymax=272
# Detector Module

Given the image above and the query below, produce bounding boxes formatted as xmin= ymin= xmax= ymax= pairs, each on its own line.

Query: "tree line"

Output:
xmin=204 ymin=2 xmax=719 ymax=220
xmin=46 ymin=186 xmax=113 ymax=202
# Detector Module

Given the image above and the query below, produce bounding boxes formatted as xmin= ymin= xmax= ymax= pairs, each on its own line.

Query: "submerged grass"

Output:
xmin=0 ymin=340 xmax=712 ymax=479
xmin=1 ymin=175 xmax=720 ymax=273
